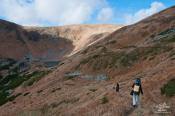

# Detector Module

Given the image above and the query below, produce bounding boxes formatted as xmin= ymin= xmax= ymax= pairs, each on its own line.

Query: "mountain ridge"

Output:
xmin=0 ymin=19 xmax=122 ymax=60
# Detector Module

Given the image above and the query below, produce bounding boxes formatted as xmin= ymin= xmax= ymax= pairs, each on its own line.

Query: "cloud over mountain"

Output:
xmin=124 ymin=1 xmax=166 ymax=24
xmin=0 ymin=0 xmax=110 ymax=26
xmin=0 ymin=1 xmax=168 ymax=26
xmin=97 ymin=7 xmax=114 ymax=23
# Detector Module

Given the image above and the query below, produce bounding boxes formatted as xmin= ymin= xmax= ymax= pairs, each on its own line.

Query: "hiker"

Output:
xmin=130 ymin=78 xmax=143 ymax=108
xmin=113 ymin=82 xmax=119 ymax=92
xmin=116 ymin=82 xmax=119 ymax=92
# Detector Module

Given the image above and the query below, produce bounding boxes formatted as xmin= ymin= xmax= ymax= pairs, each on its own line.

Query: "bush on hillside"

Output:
xmin=0 ymin=71 xmax=50 ymax=106
xmin=100 ymin=96 xmax=109 ymax=104
xmin=161 ymin=78 xmax=175 ymax=97
xmin=76 ymin=44 xmax=172 ymax=70
xmin=23 ymin=71 xmax=50 ymax=87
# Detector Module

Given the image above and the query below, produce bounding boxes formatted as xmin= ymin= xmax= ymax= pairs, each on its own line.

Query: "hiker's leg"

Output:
xmin=136 ymin=94 xmax=139 ymax=106
xmin=132 ymin=94 xmax=136 ymax=106
xmin=138 ymin=95 xmax=140 ymax=106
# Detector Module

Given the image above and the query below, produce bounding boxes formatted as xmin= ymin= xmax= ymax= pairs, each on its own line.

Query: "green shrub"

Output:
xmin=0 ymin=72 xmax=36 ymax=92
xmin=157 ymin=35 xmax=175 ymax=44
xmin=154 ymin=28 xmax=175 ymax=43
xmin=95 ymin=45 xmax=103 ymax=49
xmin=89 ymin=88 xmax=97 ymax=92
xmin=64 ymin=76 xmax=75 ymax=80
xmin=40 ymin=104 xmax=49 ymax=114
xmin=0 ymin=73 xmax=28 ymax=90
xmin=23 ymin=71 xmax=50 ymax=87
xmin=0 ymin=73 xmax=27 ymax=106
xmin=0 ymin=59 xmax=16 ymax=71
xmin=0 ymin=91 xmax=21 ymax=106
xmin=63 ymin=98 xmax=79 ymax=104
xmin=0 ymin=74 xmax=14 ymax=85
xmin=101 ymin=96 xmax=108 ymax=104
xmin=81 ymin=49 xmax=88 ymax=54
xmin=8 ymin=76 xmax=26 ymax=90
xmin=23 ymin=92 xmax=30 ymax=96
xmin=107 ymin=40 xmax=116 ymax=44
xmin=0 ymin=91 xmax=9 ymax=106
xmin=117 ymin=51 xmax=139 ymax=67
xmin=0 ymin=64 xmax=10 ymax=70
xmin=80 ymin=58 xmax=90 ymax=65
xmin=142 ymin=46 xmax=169 ymax=58
xmin=0 ymin=70 xmax=50 ymax=106
xmin=161 ymin=78 xmax=175 ymax=97
xmin=92 ymin=54 xmax=100 ymax=59
xmin=51 ymin=88 xmax=61 ymax=93
xmin=169 ymin=50 xmax=175 ymax=58
xmin=37 ymin=90 xmax=43 ymax=94
xmin=11 ymin=66 xmax=19 ymax=73
xmin=8 ymin=93 xmax=22 ymax=102
xmin=51 ymin=98 xmax=79 ymax=108
xmin=158 ymin=28 xmax=175 ymax=35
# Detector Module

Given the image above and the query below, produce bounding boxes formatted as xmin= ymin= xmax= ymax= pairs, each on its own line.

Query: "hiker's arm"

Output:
xmin=140 ymin=85 xmax=143 ymax=94
xmin=132 ymin=83 xmax=134 ymax=88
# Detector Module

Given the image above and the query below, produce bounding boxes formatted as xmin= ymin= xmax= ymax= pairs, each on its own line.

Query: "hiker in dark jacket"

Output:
xmin=113 ymin=82 xmax=119 ymax=92
xmin=131 ymin=78 xmax=143 ymax=108
xmin=116 ymin=82 xmax=119 ymax=92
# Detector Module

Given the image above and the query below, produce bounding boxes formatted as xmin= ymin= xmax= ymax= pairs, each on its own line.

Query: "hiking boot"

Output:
xmin=132 ymin=105 xmax=137 ymax=108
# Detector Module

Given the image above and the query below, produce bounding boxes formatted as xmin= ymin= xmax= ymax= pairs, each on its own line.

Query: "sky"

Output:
xmin=0 ymin=0 xmax=174 ymax=26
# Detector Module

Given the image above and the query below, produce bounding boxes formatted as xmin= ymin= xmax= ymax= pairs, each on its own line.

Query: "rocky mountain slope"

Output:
xmin=0 ymin=6 xmax=175 ymax=116
xmin=0 ymin=20 xmax=121 ymax=60
xmin=25 ymin=24 xmax=121 ymax=56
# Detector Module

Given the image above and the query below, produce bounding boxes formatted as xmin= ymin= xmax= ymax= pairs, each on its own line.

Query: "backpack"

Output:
xmin=133 ymin=84 xmax=140 ymax=93
xmin=133 ymin=78 xmax=141 ymax=94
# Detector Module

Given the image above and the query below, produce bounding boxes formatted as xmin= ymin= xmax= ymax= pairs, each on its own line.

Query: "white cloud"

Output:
xmin=124 ymin=1 xmax=166 ymax=24
xmin=0 ymin=0 xmax=111 ymax=26
xmin=97 ymin=7 xmax=113 ymax=23
xmin=0 ymin=0 xmax=40 ymax=25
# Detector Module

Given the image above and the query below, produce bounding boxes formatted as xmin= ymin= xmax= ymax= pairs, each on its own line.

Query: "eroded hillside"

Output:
xmin=25 ymin=24 xmax=122 ymax=56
